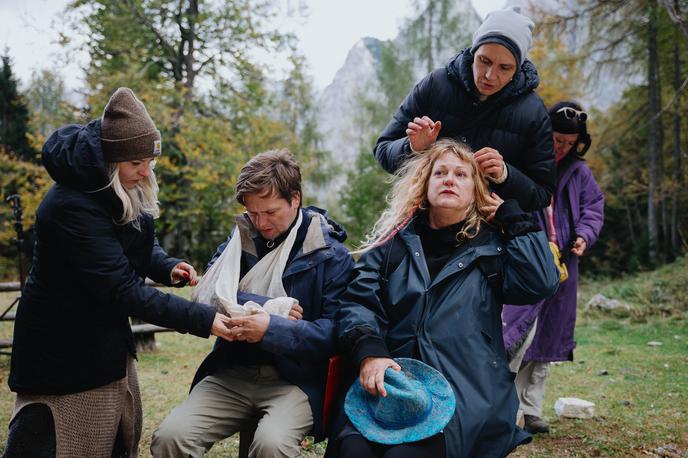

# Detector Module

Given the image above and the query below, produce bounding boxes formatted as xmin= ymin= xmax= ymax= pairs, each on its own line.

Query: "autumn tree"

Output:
xmin=60 ymin=0 xmax=321 ymax=265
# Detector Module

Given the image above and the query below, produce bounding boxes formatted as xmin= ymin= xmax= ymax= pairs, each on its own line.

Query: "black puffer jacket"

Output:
xmin=9 ymin=120 xmax=216 ymax=395
xmin=375 ymin=49 xmax=555 ymax=211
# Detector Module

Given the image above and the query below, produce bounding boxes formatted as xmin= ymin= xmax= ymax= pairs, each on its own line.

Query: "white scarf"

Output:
xmin=192 ymin=211 xmax=303 ymax=318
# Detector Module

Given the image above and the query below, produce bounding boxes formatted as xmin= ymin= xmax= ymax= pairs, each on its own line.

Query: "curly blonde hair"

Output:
xmin=359 ymin=139 xmax=492 ymax=251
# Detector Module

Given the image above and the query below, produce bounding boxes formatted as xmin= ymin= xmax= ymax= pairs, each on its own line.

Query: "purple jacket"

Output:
xmin=502 ymin=157 xmax=604 ymax=362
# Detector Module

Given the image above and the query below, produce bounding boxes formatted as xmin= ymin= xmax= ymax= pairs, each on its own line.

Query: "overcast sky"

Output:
xmin=1 ymin=0 xmax=505 ymax=93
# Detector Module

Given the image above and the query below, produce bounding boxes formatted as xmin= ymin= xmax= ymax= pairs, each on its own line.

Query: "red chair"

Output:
xmin=238 ymin=355 xmax=344 ymax=458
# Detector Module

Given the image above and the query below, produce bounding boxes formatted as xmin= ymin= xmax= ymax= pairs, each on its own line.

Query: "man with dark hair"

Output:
xmin=152 ymin=149 xmax=354 ymax=457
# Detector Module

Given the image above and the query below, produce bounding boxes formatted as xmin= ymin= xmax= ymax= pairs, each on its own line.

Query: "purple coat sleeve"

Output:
xmin=574 ymin=165 xmax=604 ymax=247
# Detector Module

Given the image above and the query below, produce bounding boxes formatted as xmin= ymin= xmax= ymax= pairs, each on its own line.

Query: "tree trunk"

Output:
xmin=131 ymin=317 xmax=158 ymax=352
xmin=670 ymin=0 xmax=683 ymax=254
xmin=427 ymin=1 xmax=434 ymax=73
xmin=655 ymin=49 xmax=668 ymax=262
xmin=647 ymin=0 xmax=661 ymax=265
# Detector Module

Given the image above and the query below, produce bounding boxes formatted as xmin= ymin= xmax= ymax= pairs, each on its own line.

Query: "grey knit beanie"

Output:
xmin=101 ymin=87 xmax=162 ymax=162
xmin=470 ymin=6 xmax=535 ymax=66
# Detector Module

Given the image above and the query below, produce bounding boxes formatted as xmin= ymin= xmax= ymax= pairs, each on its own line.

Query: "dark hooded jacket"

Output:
xmin=190 ymin=207 xmax=354 ymax=441
xmin=334 ymin=202 xmax=560 ymax=457
xmin=375 ymin=49 xmax=555 ymax=212
xmin=9 ymin=120 xmax=216 ymax=395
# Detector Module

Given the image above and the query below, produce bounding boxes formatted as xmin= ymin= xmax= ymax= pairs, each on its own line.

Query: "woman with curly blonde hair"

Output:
xmin=332 ymin=138 xmax=560 ymax=457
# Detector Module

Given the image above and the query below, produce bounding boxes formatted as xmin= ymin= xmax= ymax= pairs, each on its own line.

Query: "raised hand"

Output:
xmin=406 ymin=116 xmax=442 ymax=152
xmin=474 ymin=147 xmax=506 ymax=182
xmin=481 ymin=192 xmax=505 ymax=222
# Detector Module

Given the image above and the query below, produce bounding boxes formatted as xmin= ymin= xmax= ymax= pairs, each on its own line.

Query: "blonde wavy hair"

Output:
xmin=105 ymin=161 xmax=160 ymax=230
xmin=360 ymin=138 xmax=492 ymax=251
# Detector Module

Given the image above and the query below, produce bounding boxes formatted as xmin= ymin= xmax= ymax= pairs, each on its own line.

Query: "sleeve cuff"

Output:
xmin=352 ymin=334 xmax=391 ymax=368
xmin=494 ymin=199 xmax=541 ymax=238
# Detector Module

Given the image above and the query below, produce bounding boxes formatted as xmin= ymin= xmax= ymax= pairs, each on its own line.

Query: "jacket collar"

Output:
xmin=398 ymin=217 xmax=503 ymax=288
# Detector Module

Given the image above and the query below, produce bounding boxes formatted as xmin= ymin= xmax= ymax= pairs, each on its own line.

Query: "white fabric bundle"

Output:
xmin=192 ymin=212 xmax=303 ymax=318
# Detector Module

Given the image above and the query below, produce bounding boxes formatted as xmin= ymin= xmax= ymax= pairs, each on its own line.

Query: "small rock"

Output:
xmin=597 ymin=369 xmax=609 ymax=376
xmin=647 ymin=341 xmax=663 ymax=347
xmin=554 ymin=397 xmax=595 ymax=419
xmin=585 ymin=294 xmax=632 ymax=314
xmin=663 ymin=363 xmax=669 ymax=368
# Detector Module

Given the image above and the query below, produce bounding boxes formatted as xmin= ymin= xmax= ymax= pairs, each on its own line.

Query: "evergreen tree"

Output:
xmin=0 ymin=54 xmax=35 ymax=162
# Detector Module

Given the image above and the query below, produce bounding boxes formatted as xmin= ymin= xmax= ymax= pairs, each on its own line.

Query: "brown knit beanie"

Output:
xmin=101 ymin=87 xmax=162 ymax=162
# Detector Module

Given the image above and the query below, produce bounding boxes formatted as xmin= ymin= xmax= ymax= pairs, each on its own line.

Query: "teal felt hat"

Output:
xmin=344 ymin=358 xmax=456 ymax=444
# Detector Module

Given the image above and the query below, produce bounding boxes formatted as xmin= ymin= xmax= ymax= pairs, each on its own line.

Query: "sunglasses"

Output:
xmin=556 ymin=107 xmax=588 ymax=122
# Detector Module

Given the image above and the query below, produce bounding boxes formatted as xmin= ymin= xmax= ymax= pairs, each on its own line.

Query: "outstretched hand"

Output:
xmin=359 ymin=357 xmax=401 ymax=397
xmin=226 ymin=312 xmax=270 ymax=343
xmin=406 ymin=116 xmax=441 ymax=152
xmin=171 ymin=262 xmax=198 ymax=286
xmin=210 ymin=313 xmax=234 ymax=341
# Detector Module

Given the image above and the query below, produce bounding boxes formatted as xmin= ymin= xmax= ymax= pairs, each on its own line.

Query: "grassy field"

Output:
xmin=0 ymin=267 xmax=686 ymax=456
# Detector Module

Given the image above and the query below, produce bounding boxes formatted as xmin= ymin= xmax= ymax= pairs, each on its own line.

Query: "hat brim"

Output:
xmin=344 ymin=358 xmax=456 ymax=445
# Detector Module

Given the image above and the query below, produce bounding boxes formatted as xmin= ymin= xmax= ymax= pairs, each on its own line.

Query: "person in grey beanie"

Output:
xmin=374 ymin=6 xmax=555 ymax=212
xmin=3 ymin=87 xmax=290 ymax=457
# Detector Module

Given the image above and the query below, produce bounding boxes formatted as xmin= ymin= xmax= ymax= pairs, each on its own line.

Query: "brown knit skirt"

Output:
xmin=11 ymin=356 xmax=142 ymax=458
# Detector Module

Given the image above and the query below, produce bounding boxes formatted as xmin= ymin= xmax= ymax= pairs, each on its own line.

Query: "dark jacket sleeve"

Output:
xmin=335 ymin=246 xmax=393 ymax=367
xmin=494 ymin=199 xmax=541 ymax=239
xmin=146 ymin=237 xmax=184 ymax=286
xmin=374 ymin=72 xmax=435 ymax=173
xmin=259 ymin=243 xmax=355 ymax=362
xmin=574 ymin=165 xmax=605 ymax=247
xmin=500 ymin=229 xmax=560 ymax=305
xmin=53 ymin=200 xmax=215 ymax=337
xmin=493 ymin=101 xmax=555 ymax=211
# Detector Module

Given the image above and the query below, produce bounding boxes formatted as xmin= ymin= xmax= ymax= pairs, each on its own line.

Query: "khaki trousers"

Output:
xmin=514 ymin=360 xmax=550 ymax=418
xmin=151 ymin=365 xmax=313 ymax=458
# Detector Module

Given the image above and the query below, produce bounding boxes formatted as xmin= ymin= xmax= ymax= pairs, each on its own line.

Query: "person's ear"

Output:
xmin=291 ymin=192 xmax=301 ymax=209
xmin=578 ymin=132 xmax=592 ymax=156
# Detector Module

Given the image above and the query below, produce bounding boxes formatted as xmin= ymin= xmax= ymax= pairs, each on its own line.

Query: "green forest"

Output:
xmin=1 ymin=0 xmax=687 ymax=280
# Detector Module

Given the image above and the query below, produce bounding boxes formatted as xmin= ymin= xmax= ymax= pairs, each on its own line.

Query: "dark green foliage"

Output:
xmin=0 ymin=55 xmax=34 ymax=162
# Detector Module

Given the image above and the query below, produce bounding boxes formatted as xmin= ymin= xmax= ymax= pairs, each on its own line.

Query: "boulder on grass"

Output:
xmin=554 ymin=397 xmax=595 ymax=419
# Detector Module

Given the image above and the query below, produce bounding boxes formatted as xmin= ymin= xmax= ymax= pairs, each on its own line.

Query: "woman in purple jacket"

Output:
xmin=502 ymin=101 xmax=604 ymax=434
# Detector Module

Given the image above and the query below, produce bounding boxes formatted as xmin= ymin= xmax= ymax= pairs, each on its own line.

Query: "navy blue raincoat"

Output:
xmin=336 ymin=216 xmax=559 ymax=457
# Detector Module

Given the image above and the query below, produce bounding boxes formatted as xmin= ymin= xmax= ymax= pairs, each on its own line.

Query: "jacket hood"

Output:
xmin=447 ymin=48 xmax=540 ymax=102
xmin=42 ymin=119 xmax=110 ymax=192
xmin=304 ymin=206 xmax=348 ymax=243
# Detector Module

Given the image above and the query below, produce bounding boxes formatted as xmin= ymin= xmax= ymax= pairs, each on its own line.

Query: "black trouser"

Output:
xmin=339 ymin=432 xmax=446 ymax=458
xmin=4 ymin=403 xmax=126 ymax=458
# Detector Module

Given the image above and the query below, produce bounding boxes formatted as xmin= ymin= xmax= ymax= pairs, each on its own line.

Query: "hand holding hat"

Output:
xmin=345 ymin=358 xmax=456 ymax=445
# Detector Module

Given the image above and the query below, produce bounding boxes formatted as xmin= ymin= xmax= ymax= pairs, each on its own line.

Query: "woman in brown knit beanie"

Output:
xmin=4 ymin=87 xmax=242 ymax=457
